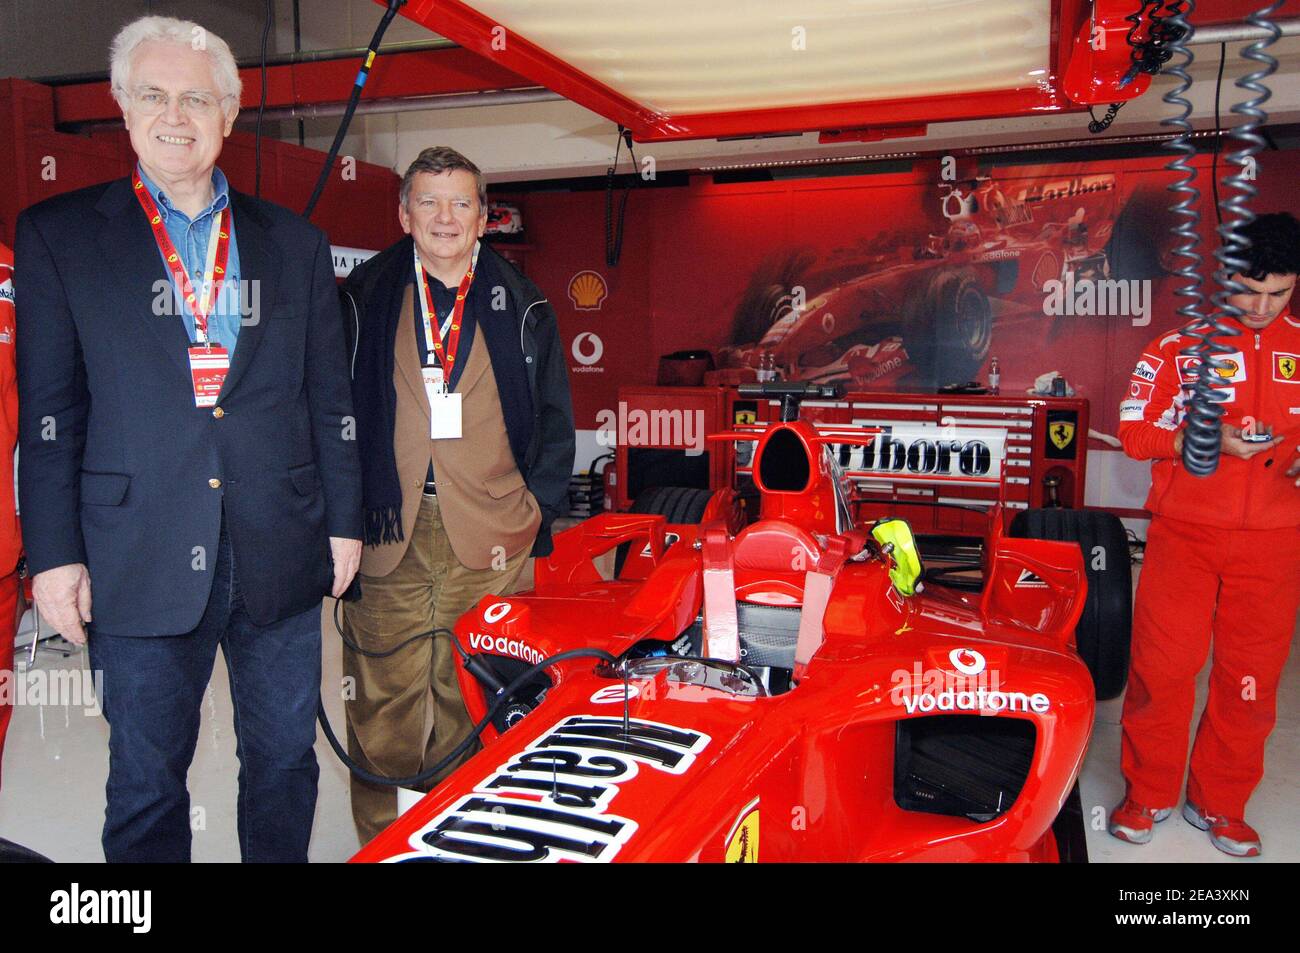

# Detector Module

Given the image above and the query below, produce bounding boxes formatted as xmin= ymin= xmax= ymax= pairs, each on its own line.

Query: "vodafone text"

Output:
xmin=466 ymin=632 xmax=546 ymax=666
xmin=890 ymin=664 xmax=1050 ymax=715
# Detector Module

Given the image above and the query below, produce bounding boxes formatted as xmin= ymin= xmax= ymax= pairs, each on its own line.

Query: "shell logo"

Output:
xmin=568 ymin=270 xmax=608 ymax=310
xmin=1213 ymin=359 xmax=1239 ymax=380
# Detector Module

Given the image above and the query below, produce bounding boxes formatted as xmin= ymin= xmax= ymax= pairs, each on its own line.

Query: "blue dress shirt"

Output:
xmin=137 ymin=164 xmax=243 ymax=351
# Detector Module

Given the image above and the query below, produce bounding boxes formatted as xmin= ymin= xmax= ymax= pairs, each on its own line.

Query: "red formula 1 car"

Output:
xmin=353 ymin=383 xmax=1112 ymax=863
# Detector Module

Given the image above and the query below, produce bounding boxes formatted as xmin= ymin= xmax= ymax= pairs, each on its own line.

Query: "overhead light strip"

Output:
xmin=701 ymin=151 xmax=919 ymax=171
xmin=698 ymin=128 xmax=1235 ymax=172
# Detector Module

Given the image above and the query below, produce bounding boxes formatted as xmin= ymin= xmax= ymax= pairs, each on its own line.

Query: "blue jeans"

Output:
xmin=88 ymin=520 xmax=322 ymax=862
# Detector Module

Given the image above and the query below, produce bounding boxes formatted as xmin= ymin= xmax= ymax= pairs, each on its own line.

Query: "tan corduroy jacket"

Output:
xmin=360 ymin=285 xmax=540 ymax=577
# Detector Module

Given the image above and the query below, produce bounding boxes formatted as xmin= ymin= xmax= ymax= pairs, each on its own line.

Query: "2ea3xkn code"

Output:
xmin=1186 ymin=890 xmax=1250 ymax=903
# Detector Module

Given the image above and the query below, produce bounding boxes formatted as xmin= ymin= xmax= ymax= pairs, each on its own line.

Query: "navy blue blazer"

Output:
xmin=15 ymin=177 xmax=363 ymax=635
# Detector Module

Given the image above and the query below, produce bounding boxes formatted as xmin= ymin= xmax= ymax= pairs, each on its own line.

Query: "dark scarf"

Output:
xmin=347 ymin=237 xmax=534 ymax=548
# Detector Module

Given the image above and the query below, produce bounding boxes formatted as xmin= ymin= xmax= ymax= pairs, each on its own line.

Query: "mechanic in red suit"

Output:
xmin=0 ymin=241 xmax=19 ymax=788
xmin=1109 ymin=212 xmax=1300 ymax=856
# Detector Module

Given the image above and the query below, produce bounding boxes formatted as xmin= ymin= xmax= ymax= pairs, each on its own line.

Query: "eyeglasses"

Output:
xmin=120 ymin=86 xmax=232 ymax=118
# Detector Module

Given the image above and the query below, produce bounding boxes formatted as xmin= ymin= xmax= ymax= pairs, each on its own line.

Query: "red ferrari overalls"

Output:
xmin=0 ymin=242 xmax=19 ymax=787
xmin=1118 ymin=311 xmax=1300 ymax=816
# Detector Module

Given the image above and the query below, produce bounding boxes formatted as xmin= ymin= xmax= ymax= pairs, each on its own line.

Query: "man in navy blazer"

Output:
xmin=15 ymin=15 xmax=362 ymax=862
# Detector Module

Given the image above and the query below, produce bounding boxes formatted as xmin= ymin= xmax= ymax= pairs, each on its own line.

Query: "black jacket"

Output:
xmin=16 ymin=177 xmax=364 ymax=635
xmin=340 ymin=237 xmax=575 ymax=557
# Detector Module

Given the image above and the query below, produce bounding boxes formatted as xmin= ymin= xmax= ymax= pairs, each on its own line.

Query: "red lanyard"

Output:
xmin=414 ymin=241 xmax=478 ymax=376
xmin=132 ymin=171 xmax=231 ymax=345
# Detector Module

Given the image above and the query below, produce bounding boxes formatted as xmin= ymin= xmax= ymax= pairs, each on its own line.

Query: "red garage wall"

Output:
xmin=498 ymin=150 xmax=1299 ymax=451
xmin=0 ymin=78 xmax=401 ymax=251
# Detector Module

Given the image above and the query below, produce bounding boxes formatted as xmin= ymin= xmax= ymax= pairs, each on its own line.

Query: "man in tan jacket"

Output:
xmin=340 ymin=147 xmax=575 ymax=844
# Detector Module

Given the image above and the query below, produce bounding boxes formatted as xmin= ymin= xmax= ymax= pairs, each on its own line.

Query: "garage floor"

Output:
xmin=1 ymin=552 xmax=1296 ymax=863
xmin=1080 ymin=625 xmax=1300 ymax=865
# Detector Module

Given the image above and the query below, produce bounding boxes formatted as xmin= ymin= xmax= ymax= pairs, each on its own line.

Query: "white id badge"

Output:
xmin=188 ymin=345 xmax=230 ymax=408
xmin=422 ymin=366 xmax=461 ymax=438
xmin=429 ymin=392 xmax=462 ymax=439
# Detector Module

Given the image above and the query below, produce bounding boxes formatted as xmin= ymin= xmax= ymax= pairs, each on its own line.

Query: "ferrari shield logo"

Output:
xmin=734 ymin=409 xmax=757 ymax=425
xmin=725 ymin=798 xmax=760 ymax=862
xmin=1276 ymin=352 xmax=1299 ymax=382
xmin=1049 ymin=421 xmax=1076 ymax=450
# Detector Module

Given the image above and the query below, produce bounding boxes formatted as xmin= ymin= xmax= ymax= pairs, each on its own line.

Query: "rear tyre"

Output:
xmin=1009 ymin=508 xmax=1132 ymax=700
xmin=613 ymin=486 xmax=714 ymax=578
xmin=1050 ymin=781 xmax=1090 ymax=863
xmin=902 ymin=268 xmax=992 ymax=388
xmin=1106 ymin=185 xmax=1177 ymax=281
xmin=730 ymin=249 xmax=817 ymax=346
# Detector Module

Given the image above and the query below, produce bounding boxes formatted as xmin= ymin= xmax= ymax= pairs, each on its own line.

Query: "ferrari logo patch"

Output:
xmin=725 ymin=798 xmax=760 ymax=862
xmin=1049 ymin=421 xmax=1075 ymax=450
xmin=1276 ymin=352 xmax=1299 ymax=382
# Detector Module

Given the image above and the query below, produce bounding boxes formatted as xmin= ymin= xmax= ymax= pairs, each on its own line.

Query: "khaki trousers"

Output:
xmin=340 ymin=493 xmax=530 ymax=846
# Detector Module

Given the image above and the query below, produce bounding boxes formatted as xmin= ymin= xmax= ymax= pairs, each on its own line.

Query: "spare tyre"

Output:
xmin=1009 ymin=508 xmax=1132 ymax=700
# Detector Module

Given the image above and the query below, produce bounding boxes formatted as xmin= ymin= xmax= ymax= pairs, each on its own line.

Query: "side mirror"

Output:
xmin=872 ymin=518 xmax=923 ymax=597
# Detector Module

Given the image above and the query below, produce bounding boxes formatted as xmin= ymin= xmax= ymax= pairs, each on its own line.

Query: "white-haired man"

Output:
xmin=15 ymin=15 xmax=363 ymax=862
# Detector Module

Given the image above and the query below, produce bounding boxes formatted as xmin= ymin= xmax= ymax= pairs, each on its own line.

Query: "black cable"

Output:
xmin=1120 ymin=0 xmax=1184 ymax=86
xmin=1122 ymin=0 xmax=1157 ymax=86
xmin=302 ymin=0 xmax=406 ymax=219
xmin=1093 ymin=0 xmax=1177 ymax=135
xmin=604 ymin=128 xmax=621 ymax=266
xmin=332 ymin=599 xmax=457 ymax=659
xmin=292 ymin=0 xmax=305 ymax=149
xmin=254 ymin=0 xmax=273 ymax=197
xmin=316 ymin=645 xmax=619 ymax=788
xmin=1102 ymin=0 xmax=1191 ymax=142
xmin=1088 ymin=102 xmax=1124 ymax=134
xmin=605 ymin=127 xmax=636 ymax=267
